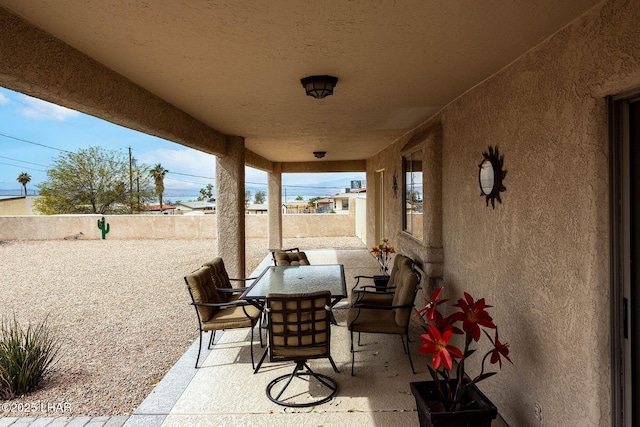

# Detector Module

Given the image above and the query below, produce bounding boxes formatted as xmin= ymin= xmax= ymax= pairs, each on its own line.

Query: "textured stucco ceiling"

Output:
xmin=0 ymin=0 xmax=599 ymax=163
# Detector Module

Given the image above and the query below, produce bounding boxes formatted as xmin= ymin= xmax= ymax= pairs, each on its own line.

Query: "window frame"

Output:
xmin=402 ymin=149 xmax=423 ymax=239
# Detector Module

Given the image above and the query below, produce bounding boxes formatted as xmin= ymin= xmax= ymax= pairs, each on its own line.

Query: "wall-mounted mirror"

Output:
xmin=479 ymin=159 xmax=495 ymax=196
xmin=478 ymin=146 xmax=506 ymax=209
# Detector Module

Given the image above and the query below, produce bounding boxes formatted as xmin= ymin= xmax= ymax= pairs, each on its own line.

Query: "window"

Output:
xmin=342 ymin=199 xmax=349 ymax=210
xmin=403 ymin=150 xmax=423 ymax=239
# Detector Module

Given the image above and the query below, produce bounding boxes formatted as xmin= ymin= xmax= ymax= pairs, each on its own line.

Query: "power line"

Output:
xmin=168 ymin=171 xmax=215 ymax=180
xmin=0 ymin=131 xmax=73 ymax=153
xmin=0 ymin=155 xmax=48 ymax=168
xmin=3 ymin=90 xmax=133 ymax=152
xmin=167 ymin=176 xmax=212 ymax=186
xmin=0 ymin=160 xmax=47 ymax=173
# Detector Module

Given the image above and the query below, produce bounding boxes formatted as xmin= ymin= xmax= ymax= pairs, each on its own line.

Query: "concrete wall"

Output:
xmin=354 ymin=197 xmax=366 ymax=240
xmin=247 ymin=202 xmax=357 ymax=239
xmin=0 ymin=215 xmax=217 ymax=240
xmin=366 ymin=1 xmax=640 ymax=426
xmin=0 ymin=196 xmax=37 ymax=215
xmin=0 ymin=210 xmax=357 ymax=241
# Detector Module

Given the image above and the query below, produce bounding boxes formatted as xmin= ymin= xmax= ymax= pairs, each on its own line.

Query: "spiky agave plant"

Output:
xmin=0 ymin=315 xmax=61 ymax=398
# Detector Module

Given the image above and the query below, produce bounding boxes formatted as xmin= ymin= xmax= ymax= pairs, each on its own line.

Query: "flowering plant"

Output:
xmin=370 ymin=238 xmax=395 ymax=275
xmin=416 ymin=287 xmax=512 ymax=412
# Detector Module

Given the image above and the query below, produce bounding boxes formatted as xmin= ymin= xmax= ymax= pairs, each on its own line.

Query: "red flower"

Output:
xmin=450 ymin=292 xmax=496 ymax=341
xmin=419 ymin=325 xmax=463 ymax=370
xmin=416 ymin=287 xmax=449 ymax=322
xmin=484 ymin=329 xmax=513 ymax=368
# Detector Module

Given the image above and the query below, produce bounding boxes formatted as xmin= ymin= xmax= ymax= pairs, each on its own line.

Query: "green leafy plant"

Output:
xmin=0 ymin=315 xmax=61 ymax=398
xmin=416 ymin=288 xmax=513 ymax=411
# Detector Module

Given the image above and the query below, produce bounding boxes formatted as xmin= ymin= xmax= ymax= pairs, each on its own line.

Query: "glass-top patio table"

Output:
xmin=240 ymin=264 xmax=347 ymax=307
xmin=241 ymin=264 xmax=347 ymax=374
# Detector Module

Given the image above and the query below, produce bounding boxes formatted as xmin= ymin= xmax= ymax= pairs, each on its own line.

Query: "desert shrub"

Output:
xmin=0 ymin=315 xmax=61 ymax=398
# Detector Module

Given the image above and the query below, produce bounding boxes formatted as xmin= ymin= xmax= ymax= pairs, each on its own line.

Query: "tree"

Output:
xmin=150 ymin=164 xmax=169 ymax=213
xmin=245 ymin=190 xmax=251 ymax=207
xmin=34 ymin=146 xmax=155 ymax=214
xmin=308 ymin=196 xmax=322 ymax=208
xmin=254 ymin=190 xmax=266 ymax=204
xmin=197 ymin=183 xmax=214 ymax=201
xmin=295 ymin=195 xmax=303 ymax=201
xmin=16 ymin=172 xmax=31 ymax=196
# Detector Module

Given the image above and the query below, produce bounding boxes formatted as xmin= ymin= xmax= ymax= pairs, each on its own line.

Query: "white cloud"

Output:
xmin=0 ymin=93 xmax=9 ymax=105
xmin=18 ymin=95 xmax=80 ymax=121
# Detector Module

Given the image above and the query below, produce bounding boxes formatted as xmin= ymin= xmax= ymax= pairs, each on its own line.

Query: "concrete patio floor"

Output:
xmin=1 ymin=249 xmax=509 ymax=427
xmin=125 ymin=248 xmax=509 ymax=427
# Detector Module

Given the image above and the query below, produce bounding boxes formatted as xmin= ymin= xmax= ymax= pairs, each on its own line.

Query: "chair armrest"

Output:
xmin=352 ymin=286 xmax=396 ymax=305
xmin=351 ymin=302 xmax=413 ymax=311
xmin=192 ymin=300 xmax=250 ymax=309
xmin=351 ymin=275 xmax=376 ymax=291
xmin=355 ymin=285 xmax=397 ymax=294
xmin=217 ymin=287 xmax=250 ymax=294
xmin=230 ymin=277 xmax=257 ymax=282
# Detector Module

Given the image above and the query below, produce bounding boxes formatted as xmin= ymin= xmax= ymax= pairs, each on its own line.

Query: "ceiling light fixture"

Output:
xmin=313 ymin=151 xmax=326 ymax=159
xmin=300 ymin=75 xmax=338 ymax=99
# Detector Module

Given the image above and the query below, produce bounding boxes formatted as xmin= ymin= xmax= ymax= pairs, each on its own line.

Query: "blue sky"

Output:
xmin=0 ymin=87 xmax=364 ymax=199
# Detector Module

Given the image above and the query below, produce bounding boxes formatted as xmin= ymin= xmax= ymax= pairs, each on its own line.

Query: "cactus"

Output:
xmin=97 ymin=216 xmax=110 ymax=239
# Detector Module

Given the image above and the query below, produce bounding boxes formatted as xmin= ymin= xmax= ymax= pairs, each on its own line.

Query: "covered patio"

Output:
xmin=1 ymin=0 xmax=638 ymax=425
xmin=125 ymin=249 xmax=507 ymax=427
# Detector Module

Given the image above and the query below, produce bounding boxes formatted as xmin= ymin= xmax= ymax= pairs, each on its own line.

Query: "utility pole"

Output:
xmin=129 ymin=147 xmax=133 ymax=214
xmin=133 ymin=157 xmax=139 ymax=213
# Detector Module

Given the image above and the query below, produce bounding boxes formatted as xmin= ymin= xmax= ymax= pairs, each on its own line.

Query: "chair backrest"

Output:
xmin=203 ymin=257 xmax=232 ymax=289
xmin=273 ymin=250 xmax=310 ymax=266
xmin=266 ymin=291 xmax=331 ymax=361
xmin=184 ymin=266 xmax=223 ymax=322
xmin=391 ymin=266 xmax=421 ymax=327
xmin=271 ymin=247 xmax=300 ymax=265
xmin=386 ymin=254 xmax=413 ymax=288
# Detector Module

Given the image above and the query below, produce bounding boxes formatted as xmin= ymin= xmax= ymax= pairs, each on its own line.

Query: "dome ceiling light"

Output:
xmin=300 ymin=75 xmax=338 ymax=99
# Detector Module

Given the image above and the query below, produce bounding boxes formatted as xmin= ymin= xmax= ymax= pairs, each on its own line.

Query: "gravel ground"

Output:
xmin=0 ymin=236 xmax=365 ymax=418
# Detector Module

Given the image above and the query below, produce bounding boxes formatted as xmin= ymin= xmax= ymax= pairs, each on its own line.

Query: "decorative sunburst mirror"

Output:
xmin=478 ymin=145 xmax=507 ymax=209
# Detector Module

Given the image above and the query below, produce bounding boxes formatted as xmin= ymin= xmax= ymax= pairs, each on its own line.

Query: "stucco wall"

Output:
xmin=0 ymin=212 xmax=357 ymax=241
xmin=354 ymin=197 xmax=366 ymax=240
xmin=0 ymin=196 xmax=36 ymax=215
xmin=0 ymin=215 xmax=218 ymax=240
xmin=367 ymin=1 xmax=640 ymax=425
xmin=247 ymin=203 xmax=357 ymax=239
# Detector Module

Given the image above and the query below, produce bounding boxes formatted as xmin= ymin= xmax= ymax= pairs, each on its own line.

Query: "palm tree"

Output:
xmin=150 ymin=164 xmax=168 ymax=213
xmin=16 ymin=172 xmax=31 ymax=196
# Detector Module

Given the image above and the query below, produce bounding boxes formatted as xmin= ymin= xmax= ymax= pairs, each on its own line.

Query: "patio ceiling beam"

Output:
xmin=245 ymin=149 xmax=273 ymax=173
xmin=0 ymin=7 xmax=228 ymax=157
xmin=281 ymin=160 xmax=366 ymax=173
xmin=245 ymin=151 xmax=367 ymax=175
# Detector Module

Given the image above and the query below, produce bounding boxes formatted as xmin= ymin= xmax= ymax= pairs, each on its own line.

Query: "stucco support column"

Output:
xmin=216 ymin=136 xmax=246 ymax=278
xmin=423 ymin=130 xmax=443 ymax=249
xmin=268 ymin=163 xmax=283 ymax=252
xmin=396 ymin=124 xmax=443 ymax=297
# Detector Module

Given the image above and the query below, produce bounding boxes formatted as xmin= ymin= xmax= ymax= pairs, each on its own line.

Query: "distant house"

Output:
xmin=312 ymin=188 xmax=366 ymax=214
xmin=173 ymin=201 xmax=216 ymax=215
xmin=330 ymin=188 xmax=366 ymax=213
xmin=282 ymin=202 xmax=315 ymax=214
xmin=147 ymin=204 xmax=176 ymax=214
xmin=246 ymin=203 xmax=267 ymax=214
xmin=314 ymin=198 xmax=334 ymax=213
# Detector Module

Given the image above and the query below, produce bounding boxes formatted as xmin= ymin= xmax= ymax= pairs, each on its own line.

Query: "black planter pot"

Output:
xmin=410 ymin=380 xmax=497 ymax=427
xmin=373 ymin=275 xmax=389 ymax=292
